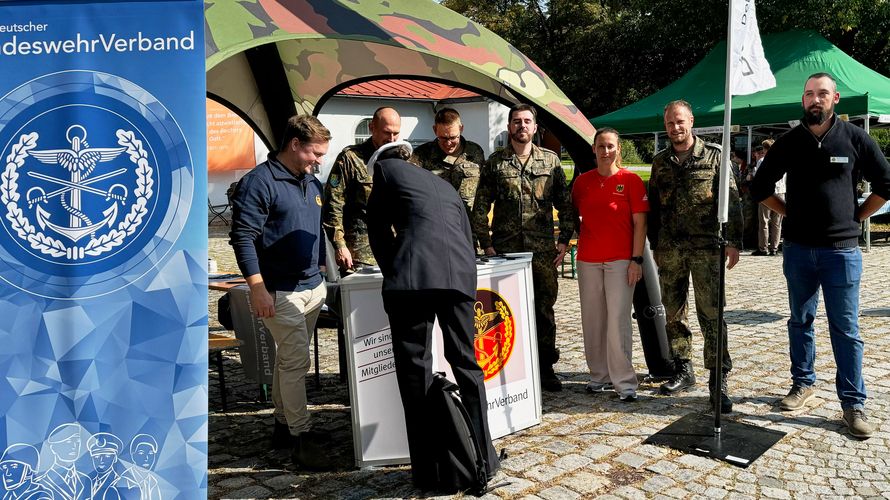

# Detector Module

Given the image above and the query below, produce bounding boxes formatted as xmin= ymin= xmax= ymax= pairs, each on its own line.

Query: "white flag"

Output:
xmin=729 ymin=0 xmax=775 ymax=95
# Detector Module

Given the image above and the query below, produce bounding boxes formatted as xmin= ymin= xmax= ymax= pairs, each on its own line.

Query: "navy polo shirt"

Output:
xmin=230 ymin=153 xmax=325 ymax=292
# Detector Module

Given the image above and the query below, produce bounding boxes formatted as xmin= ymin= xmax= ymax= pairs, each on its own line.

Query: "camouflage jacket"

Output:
xmin=322 ymin=138 xmax=377 ymax=265
xmin=409 ymin=137 xmax=484 ymax=215
xmin=647 ymin=136 xmax=743 ymax=251
xmin=471 ymin=143 xmax=574 ymax=253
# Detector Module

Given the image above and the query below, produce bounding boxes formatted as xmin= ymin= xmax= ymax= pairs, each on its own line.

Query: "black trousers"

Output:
xmin=382 ymin=290 xmax=499 ymax=483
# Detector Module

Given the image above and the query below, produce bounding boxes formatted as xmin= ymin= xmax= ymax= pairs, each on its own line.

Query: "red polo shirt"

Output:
xmin=572 ymin=168 xmax=649 ymax=263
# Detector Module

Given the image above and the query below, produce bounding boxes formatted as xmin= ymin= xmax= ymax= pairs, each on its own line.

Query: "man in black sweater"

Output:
xmin=751 ymin=72 xmax=890 ymax=439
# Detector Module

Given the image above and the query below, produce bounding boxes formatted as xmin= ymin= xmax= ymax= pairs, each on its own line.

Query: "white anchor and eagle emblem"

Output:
xmin=26 ymin=125 xmax=128 ymax=243
xmin=2 ymin=123 xmax=154 ymax=261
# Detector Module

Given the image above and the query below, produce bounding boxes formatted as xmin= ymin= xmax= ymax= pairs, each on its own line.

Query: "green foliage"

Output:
xmin=632 ymin=138 xmax=655 ymax=163
xmin=870 ymin=129 xmax=890 ymax=157
xmin=443 ymin=0 xmax=890 ymax=119
xmin=619 ymin=139 xmax=642 ymax=164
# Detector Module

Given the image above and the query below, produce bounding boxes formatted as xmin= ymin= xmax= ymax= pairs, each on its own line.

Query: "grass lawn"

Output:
xmin=562 ymin=163 xmax=651 ymax=183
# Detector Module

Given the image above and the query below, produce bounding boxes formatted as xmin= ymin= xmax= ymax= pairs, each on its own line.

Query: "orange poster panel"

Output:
xmin=207 ymin=99 xmax=255 ymax=172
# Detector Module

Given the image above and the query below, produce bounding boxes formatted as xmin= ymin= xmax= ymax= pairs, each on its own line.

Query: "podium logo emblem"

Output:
xmin=1 ymin=124 xmax=154 ymax=262
xmin=473 ymin=289 xmax=516 ymax=380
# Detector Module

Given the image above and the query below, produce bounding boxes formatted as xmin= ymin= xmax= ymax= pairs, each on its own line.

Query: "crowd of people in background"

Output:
xmin=224 ymin=72 xmax=890 ymax=489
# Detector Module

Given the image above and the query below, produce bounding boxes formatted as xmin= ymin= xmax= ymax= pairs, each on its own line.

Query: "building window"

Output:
xmin=354 ymin=118 xmax=371 ymax=144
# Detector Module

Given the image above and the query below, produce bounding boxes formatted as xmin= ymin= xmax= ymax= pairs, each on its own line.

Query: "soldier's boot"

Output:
xmin=709 ymin=369 xmax=733 ymax=414
xmin=660 ymin=359 xmax=696 ymax=395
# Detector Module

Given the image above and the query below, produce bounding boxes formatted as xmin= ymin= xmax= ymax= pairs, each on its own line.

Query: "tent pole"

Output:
xmin=864 ymin=114 xmax=872 ymax=252
xmin=747 ymin=126 xmax=753 ymax=165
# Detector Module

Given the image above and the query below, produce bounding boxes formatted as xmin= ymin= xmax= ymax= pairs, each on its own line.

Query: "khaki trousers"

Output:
xmin=758 ymin=193 xmax=784 ymax=252
xmin=577 ymin=260 xmax=638 ymax=395
xmin=261 ymin=281 xmax=326 ymax=435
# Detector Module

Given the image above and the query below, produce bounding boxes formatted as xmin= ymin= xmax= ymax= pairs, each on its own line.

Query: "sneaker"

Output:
xmin=843 ymin=408 xmax=874 ymax=439
xmin=619 ymin=391 xmax=637 ymax=402
xmin=751 ymin=250 xmax=768 ymax=256
xmin=585 ymin=381 xmax=614 ymax=393
xmin=779 ymin=385 xmax=815 ymax=411
xmin=768 ymin=250 xmax=776 ymax=256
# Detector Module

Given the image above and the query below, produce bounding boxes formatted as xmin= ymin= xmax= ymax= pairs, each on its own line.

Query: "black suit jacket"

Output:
xmin=367 ymin=158 xmax=477 ymax=299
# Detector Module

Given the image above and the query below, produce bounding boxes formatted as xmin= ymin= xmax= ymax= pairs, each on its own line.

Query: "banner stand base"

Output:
xmin=645 ymin=413 xmax=785 ymax=468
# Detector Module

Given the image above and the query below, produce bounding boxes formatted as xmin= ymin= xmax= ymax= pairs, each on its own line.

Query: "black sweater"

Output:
xmin=751 ymin=116 xmax=890 ymax=247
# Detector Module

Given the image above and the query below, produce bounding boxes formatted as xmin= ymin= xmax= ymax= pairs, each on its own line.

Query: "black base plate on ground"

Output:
xmin=861 ymin=308 xmax=890 ymax=317
xmin=645 ymin=412 xmax=786 ymax=468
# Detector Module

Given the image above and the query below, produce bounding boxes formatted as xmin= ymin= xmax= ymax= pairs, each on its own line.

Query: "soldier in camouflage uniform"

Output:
xmin=471 ymin=103 xmax=574 ymax=392
xmin=409 ymin=108 xmax=484 ymax=217
xmin=323 ymin=107 xmax=401 ymax=271
xmin=648 ymin=100 xmax=743 ymax=413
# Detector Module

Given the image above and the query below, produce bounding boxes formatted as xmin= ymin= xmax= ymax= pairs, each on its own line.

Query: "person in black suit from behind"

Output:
xmin=366 ymin=142 xmax=499 ymax=489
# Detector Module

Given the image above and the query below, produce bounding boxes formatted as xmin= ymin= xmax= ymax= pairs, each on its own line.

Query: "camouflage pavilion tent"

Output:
xmin=204 ymin=0 xmax=596 ymax=164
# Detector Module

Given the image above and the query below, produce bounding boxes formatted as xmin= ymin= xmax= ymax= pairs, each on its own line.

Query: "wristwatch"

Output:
xmin=630 ymin=256 xmax=644 ymax=264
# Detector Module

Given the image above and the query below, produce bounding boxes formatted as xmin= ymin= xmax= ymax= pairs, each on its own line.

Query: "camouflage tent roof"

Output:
xmin=204 ymin=0 xmax=594 ymax=160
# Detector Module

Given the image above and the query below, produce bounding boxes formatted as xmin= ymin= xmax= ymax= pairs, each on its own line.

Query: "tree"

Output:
xmin=443 ymin=0 xmax=889 ymax=119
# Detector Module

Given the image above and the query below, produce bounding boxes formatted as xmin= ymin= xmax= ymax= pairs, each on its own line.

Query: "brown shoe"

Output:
xmin=843 ymin=408 xmax=874 ymax=439
xmin=779 ymin=385 xmax=815 ymax=411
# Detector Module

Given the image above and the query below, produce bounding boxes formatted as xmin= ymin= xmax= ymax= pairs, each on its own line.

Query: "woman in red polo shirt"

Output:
xmin=572 ymin=127 xmax=648 ymax=401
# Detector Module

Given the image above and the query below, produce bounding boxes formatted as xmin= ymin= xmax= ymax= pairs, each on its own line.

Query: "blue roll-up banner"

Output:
xmin=0 ymin=2 xmax=206 ymax=499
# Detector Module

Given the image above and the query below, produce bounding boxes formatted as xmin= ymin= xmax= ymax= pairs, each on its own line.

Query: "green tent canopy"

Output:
xmin=591 ymin=30 xmax=890 ymax=135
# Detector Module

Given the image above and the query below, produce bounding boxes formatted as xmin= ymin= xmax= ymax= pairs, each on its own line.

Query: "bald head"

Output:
xmin=370 ymin=107 xmax=401 ymax=148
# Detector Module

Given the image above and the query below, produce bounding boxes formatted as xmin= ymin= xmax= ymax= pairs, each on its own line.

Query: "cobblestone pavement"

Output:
xmin=208 ymin=221 xmax=890 ymax=499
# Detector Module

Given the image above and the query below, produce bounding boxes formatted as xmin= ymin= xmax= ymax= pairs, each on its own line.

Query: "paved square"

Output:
xmin=208 ymin=224 xmax=890 ymax=499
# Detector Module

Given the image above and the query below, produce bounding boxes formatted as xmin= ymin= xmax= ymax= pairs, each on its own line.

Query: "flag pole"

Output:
xmin=714 ymin=0 xmax=736 ymax=435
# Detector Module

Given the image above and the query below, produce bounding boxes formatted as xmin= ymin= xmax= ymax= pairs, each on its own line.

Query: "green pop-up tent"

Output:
xmin=591 ymin=30 xmax=890 ymax=134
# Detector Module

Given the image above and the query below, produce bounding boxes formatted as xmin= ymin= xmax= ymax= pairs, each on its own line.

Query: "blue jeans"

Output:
xmin=783 ymin=242 xmax=866 ymax=409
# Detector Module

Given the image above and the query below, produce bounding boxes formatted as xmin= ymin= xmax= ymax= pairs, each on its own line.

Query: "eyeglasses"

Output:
xmin=437 ymin=135 xmax=460 ymax=143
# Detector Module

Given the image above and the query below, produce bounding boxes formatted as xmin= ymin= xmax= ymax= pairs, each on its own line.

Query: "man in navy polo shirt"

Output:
xmin=230 ymin=115 xmax=332 ymax=467
xmin=752 ymin=72 xmax=890 ymax=439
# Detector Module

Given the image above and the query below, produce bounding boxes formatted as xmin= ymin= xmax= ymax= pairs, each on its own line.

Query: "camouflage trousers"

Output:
xmin=532 ymin=251 xmax=560 ymax=368
xmin=654 ymin=246 xmax=732 ymax=372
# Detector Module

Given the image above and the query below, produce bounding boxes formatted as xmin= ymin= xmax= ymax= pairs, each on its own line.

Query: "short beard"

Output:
xmin=510 ymin=131 xmax=531 ymax=144
xmin=803 ymin=107 xmax=831 ymax=125
xmin=668 ymin=131 xmax=690 ymax=146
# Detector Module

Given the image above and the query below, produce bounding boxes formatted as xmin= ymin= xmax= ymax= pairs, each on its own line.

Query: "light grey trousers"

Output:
xmin=577 ymin=260 xmax=638 ymax=395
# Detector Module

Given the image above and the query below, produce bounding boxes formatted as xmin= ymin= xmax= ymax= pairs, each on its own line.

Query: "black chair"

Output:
xmin=208 ymin=198 xmax=230 ymax=225
xmin=208 ymin=180 xmax=242 ymax=226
